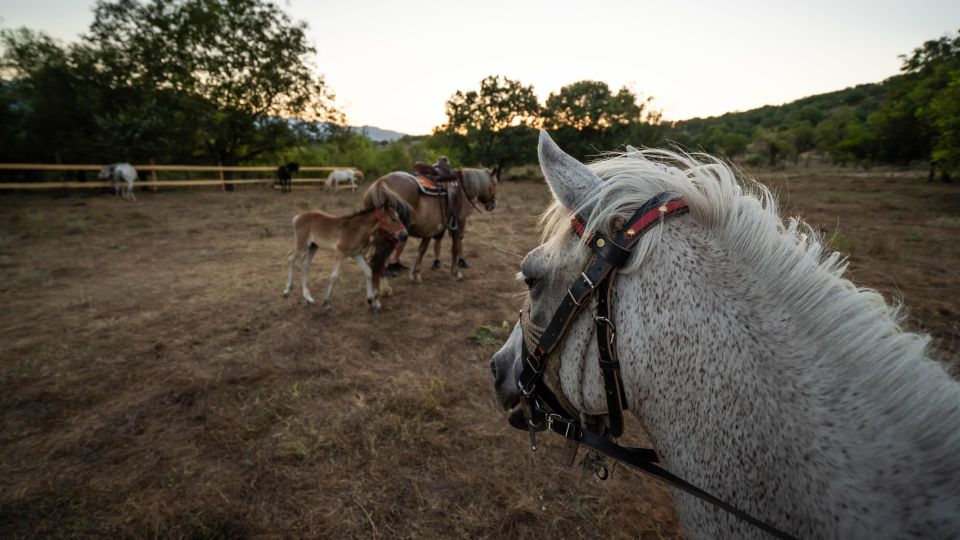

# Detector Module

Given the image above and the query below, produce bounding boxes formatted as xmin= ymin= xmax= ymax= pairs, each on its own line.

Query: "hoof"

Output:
xmin=431 ymin=260 xmax=441 ymax=270
xmin=283 ymin=290 xmax=290 ymax=298
xmin=455 ymin=272 xmax=464 ymax=282
xmin=458 ymin=258 xmax=470 ymax=269
xmin=322 ymin=301 xmax=332 ymax=312
xmin=305 ymin=297 xmax=316 ymax=305
xmin=369 ymin=299 xmax=382 ymax=311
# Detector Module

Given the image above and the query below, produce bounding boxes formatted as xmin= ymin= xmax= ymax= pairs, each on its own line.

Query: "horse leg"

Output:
xmin=355 ymin=254 xmax=381 ymax=311
xmin=322 ymin=251 xmax=343 ymax=310
xmin=284 ymin=247 xmax=302 ymax=297
xmin=451 ymin=229 xmax=464 ymax=281
xmin=431 ymin=235 xmax=443 ymax=270
xmin=300 ymin=243 xmax=319 ymax=304
xmin=410 ymin=237 xmax=430 ymax=284
xmin=127 ymin=180 xmax=136 ymax=201
xmin=390 ymin=239 xmax=407 ymax=266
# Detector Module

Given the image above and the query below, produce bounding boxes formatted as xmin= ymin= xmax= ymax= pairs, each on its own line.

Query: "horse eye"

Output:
xmin=524 ymin=276 xmax=539 ymax=289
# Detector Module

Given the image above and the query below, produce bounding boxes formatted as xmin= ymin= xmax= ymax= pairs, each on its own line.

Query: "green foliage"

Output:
xmin=666 ymin=30 xmax=960 ymax=175
xmin=438 ymin=75 xmax=540 ymax=170
xmin=542 ymin=81 xmax=662 ymax=160
xmin=926 ymin=74 xmax=960 ymax=171
xmin=88 ymin=0 xmax=341 ymax=165
xmin=1 ymin=0 xmax=340 ymax=165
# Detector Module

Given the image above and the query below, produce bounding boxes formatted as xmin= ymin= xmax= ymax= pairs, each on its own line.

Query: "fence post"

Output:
xmin=219 ymin=162 xmax=226 ymax=192
xmin=150 ymin=158 xmax=159 ymax=192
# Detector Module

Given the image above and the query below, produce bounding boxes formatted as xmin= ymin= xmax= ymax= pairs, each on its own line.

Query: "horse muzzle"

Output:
xmin=485 ymin=199 xmax=497 ymax=211
xmin=398 ymin=230 xmax=409 ymax=242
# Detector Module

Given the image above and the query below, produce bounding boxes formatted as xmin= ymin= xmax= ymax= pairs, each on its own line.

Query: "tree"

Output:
xmin=438 ymin=75 xmax=540 ymax=171
xmin=88 ymin=0 xmax=342 ymax=169
xmin=866 ymin=31 xmax=959 ymax=171
xmin=925 ymin=74 xmax=960 ymax=179
xmin=542 ymin=81 xmax=661 ymax=159
xmin=0 ymin=29 xmax=103 ymax=163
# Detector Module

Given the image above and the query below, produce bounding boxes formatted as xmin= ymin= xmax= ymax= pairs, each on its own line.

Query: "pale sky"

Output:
xmin=2 ymin=0 xmax=958 ymax=134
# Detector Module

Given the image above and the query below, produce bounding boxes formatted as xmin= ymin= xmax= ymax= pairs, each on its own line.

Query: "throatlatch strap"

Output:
xmin=595 ymin=276 xmax=626 ymax=437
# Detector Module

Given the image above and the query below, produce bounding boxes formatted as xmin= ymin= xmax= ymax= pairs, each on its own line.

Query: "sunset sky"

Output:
xmin=2 ymin=0 xmax=958 ymax=134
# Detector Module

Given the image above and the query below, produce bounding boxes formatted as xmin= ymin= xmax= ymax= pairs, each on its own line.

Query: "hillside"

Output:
xmin=669 ymin=80 xmax=890 ymax=138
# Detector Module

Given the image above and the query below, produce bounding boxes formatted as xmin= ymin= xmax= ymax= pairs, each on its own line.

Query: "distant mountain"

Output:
xmin=349 ymin=125 xmax=408 ymax=142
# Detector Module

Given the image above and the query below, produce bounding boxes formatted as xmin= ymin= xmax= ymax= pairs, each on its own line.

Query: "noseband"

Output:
xmin=511 ymin=192 xmax=796 ymax=540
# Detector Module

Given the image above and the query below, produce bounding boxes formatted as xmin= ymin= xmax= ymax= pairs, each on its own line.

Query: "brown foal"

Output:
xmin=283 ymin=187 xmax=408 ymax=311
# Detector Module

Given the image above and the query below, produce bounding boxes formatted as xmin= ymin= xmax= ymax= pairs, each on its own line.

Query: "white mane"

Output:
xmin=541 ymin=146 xmax=954 ymax=387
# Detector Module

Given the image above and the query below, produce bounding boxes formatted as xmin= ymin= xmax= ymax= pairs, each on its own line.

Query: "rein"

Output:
xmin=512 ymin=192 xmax=797 ymax=540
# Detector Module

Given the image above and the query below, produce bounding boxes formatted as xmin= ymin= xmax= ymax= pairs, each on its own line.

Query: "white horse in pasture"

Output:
xmin=325 ymin=169 xmax=364 ymax=192
xmin=490 ymin=131 xmax=960 ymax=539
xmin=98 ymin=163 xmax=137 ymax=201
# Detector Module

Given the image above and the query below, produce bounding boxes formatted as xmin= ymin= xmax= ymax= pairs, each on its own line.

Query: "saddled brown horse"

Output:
xmin=363 ymin=167 xmax=498 ymax=284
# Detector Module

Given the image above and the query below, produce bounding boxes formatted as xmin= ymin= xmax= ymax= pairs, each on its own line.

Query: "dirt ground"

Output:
xmin=1 ymin=169 xmax=957 ymax=539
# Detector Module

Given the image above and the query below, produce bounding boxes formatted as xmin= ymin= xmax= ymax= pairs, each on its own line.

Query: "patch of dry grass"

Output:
xmin=1 ymin=173 xmax=957 ymax=537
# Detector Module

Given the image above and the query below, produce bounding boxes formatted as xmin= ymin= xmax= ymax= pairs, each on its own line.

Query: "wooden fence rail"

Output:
xmin=0 ymin=163 xmax=357 ymax=191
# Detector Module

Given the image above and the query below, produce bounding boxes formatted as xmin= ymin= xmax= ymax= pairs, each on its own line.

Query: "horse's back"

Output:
xmin=114 ymin=163 xmax=136 ymax=182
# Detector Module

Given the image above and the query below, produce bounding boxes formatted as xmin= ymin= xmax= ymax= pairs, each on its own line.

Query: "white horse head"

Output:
xmin=491 ymin=131 xmax=960 ymax=538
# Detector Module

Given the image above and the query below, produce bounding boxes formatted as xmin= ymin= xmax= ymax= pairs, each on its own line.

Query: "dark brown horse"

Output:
xmin=363 ymin=168 xmax=498 ymax=285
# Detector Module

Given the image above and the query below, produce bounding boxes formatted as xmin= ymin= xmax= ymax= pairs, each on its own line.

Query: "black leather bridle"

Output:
xmin=512 ymin=192 xmax=797 ymax=540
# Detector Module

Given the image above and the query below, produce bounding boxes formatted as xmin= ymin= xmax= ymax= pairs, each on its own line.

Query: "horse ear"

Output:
xmin=538 ymin=130 xmax=601 ymax=212
xmin=625 ymin=145 xmax=640 ymax=154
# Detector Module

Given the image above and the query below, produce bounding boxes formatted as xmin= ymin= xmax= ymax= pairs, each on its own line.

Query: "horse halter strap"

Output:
xmin=513 ymin=192 xmax=798 ymax=540
xmin=517 ymin=192 xmax=688 ymax=436
xmin=373 ymin=208 xmax=404 ymax=238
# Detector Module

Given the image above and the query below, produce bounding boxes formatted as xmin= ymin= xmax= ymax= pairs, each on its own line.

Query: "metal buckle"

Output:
xmin=567 ymin=289 xmax=581 ymax=306
xmin=523 ymin=354 xmax=542 ymax=375
xmin=580 ymin=272 xmax=595 ymax=289
xmin=594 ymin=315 xmax=616 ymax=343
xmin=518 ymin=360 xmax=540 ymax=395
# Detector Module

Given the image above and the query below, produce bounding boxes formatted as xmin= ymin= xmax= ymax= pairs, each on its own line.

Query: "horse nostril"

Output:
xmin=398 ymin=231 xmax=408 ymax=241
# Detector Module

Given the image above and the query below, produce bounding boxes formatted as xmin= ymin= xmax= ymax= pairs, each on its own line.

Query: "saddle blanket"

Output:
xmin=400 ymin=172 xmax=447 ymax=196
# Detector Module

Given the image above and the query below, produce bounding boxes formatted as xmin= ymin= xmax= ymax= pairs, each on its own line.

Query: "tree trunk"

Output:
xmin=220 ymin=152 xmax=237 ymax=192
xmin=928 ymin=162 xmax=936 ymax=183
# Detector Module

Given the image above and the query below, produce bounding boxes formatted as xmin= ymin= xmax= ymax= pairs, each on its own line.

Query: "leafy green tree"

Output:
xmin=866 ymin=31 xmax=959 ymax=170
xmin=749 ymin=128 xmax=797 ymax=167
xmin=542 ymin=81 xmax=661 ymax=159
xmin=0 ymin=29 xmax=103 ymax=163
xmin=438 ymin=75 xmax=540 ymax=172
xmin=88 ymin=0 xmax=341 ymax=168
xmin=925 ymin=74 xmax=960 ymax=179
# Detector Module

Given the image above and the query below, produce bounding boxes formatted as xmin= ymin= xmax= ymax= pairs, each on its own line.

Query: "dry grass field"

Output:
xmin=1 ymin=169 xmax=957 ymax=538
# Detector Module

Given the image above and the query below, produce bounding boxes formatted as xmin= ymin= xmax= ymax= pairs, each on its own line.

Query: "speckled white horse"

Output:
xmin=491 ymin=131 xmax=960 ymax=539
xmin=98 ymin=163 xmax=137 ymax=201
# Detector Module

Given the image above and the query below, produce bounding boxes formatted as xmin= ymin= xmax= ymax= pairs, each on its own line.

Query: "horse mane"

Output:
xmin=362 ymin=179 xmax=411 ymax=214
xmin=540 ymin=148 xmax=953 ymax=384
xmin=460 ymin=167 xmax=495 ymax=198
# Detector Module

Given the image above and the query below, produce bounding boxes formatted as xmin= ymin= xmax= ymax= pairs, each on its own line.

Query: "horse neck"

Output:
xmin=603 ymin=220 xmax=960 ymax=538
xmin=341 ymin=209 xmax=377 ymax=230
